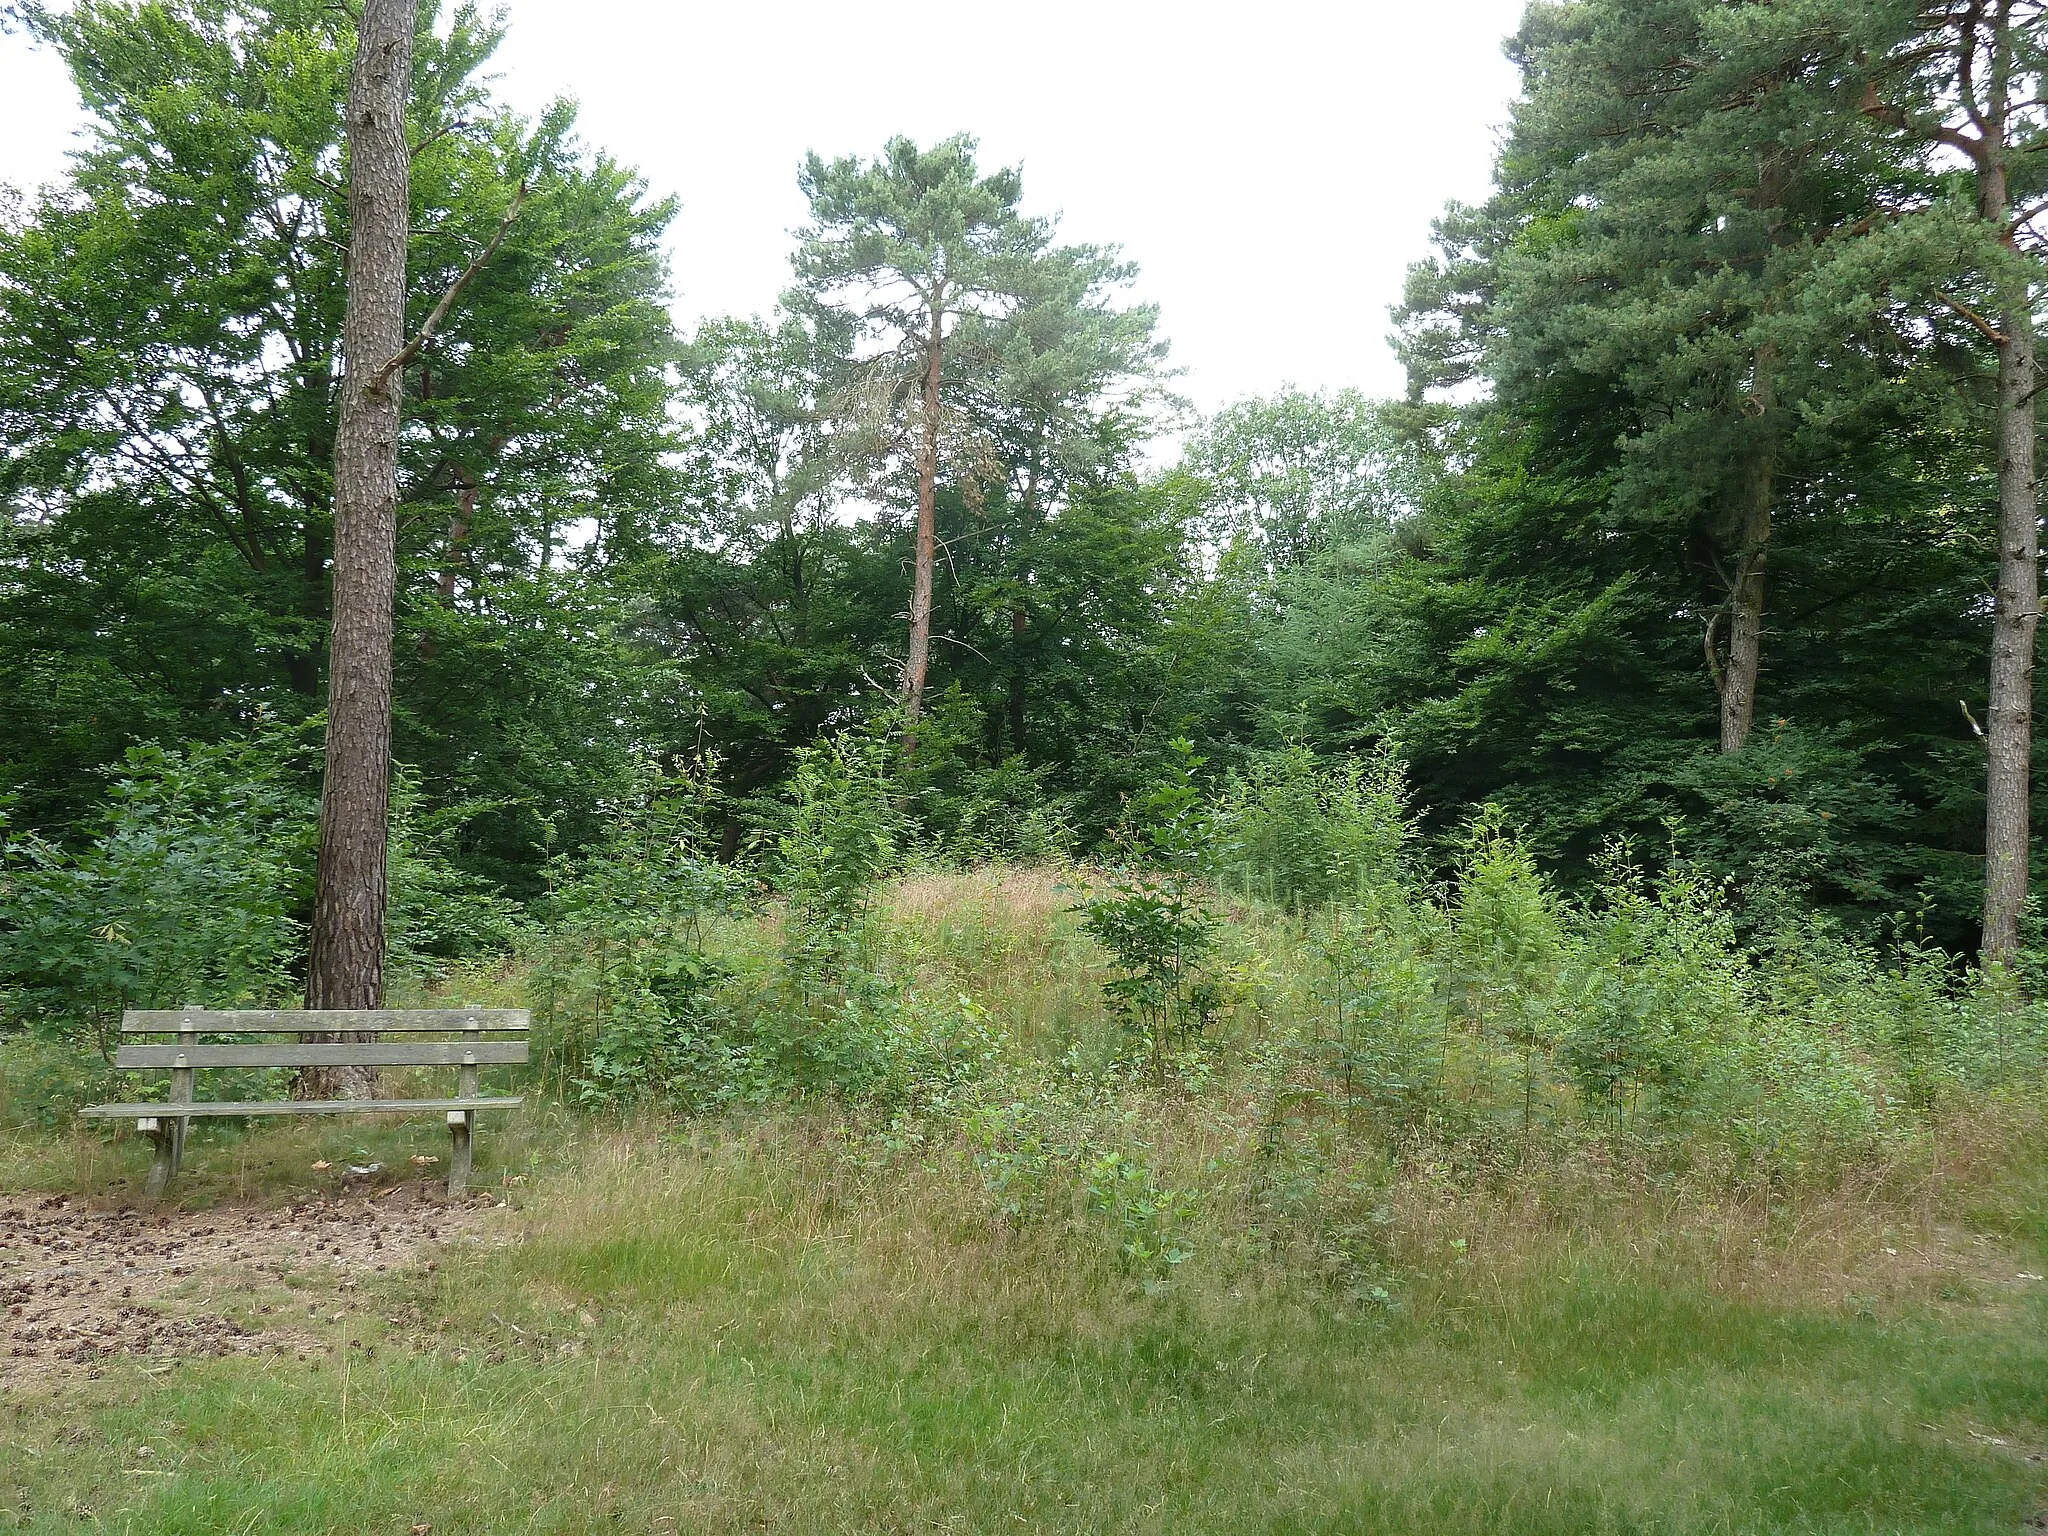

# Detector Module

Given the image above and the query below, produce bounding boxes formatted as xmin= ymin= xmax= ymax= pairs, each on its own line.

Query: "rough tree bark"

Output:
xmin=436 ymin=475 xmax=478 ymax=601
xmin=1982 ymin=216 xmax=2039 ymax=961
xmin=1864 ymin=5 xmax=2042 ymax=962
xmin=1969 ymin=12 xmax=2043 ymax=964
xmin=1719 ymin=348 xmax=1777 ymax=754
xmin=903 ymin=297 xmax=944 ymax=749
xmin=304 ymin=0 xmax=415 ymax=1095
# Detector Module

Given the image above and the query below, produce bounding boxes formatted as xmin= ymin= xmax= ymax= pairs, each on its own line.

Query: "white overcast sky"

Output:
xmin=0 ymin=0 xmax=1530 ymax=413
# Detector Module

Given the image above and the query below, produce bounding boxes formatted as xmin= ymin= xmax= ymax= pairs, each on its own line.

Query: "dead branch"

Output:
xmin=1860 ymin=81 xmax=1986 ymax=159
xmin=370 ymin=180 xmax=528 ymax=394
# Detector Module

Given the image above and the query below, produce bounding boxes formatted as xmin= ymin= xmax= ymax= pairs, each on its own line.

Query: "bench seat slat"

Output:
xmin=79 ymin=1096 xmax=524 ymax=1119
xmin=122 ymin=1009 xmax=528 ymax=1034
xmin=115 ymin=1042 xmax=529 ymax=1069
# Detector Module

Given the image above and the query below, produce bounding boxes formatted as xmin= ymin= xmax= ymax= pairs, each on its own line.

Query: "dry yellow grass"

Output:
xmin=880 ymin=864 xmax=1108 ymax=1054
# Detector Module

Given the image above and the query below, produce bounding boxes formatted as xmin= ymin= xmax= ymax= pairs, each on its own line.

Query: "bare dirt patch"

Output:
xmin=0 ymin=1181 xmax=505 ymax=1387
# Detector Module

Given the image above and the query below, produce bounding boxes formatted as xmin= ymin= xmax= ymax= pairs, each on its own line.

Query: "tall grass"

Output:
xmin=8 ymin=742 xmax=2048 ymax=1530
xmin=5 ymin=1115 xmax=2045 ymax=1533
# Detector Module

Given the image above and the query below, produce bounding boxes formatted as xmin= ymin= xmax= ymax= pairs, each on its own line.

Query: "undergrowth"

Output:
xmin=6 ymin=739 xmax=2048 ymax=1530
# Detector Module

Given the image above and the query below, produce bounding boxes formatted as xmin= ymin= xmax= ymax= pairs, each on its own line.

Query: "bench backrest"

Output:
xmin=116 ymin=1009 xmax=531 ymax=1071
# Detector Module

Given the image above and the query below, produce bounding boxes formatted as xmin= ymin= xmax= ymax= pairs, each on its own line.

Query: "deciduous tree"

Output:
xmin=0 ymin=0 xmax=678 ymax=895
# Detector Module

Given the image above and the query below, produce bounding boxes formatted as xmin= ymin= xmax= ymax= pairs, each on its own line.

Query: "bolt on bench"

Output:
xmin=79 ymin=1009 xmax=529 ymax=1200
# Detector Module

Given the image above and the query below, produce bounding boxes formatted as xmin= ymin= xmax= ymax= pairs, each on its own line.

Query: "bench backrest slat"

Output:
xmin=115 ymin=1041 xmax=530 ymax=1070
xmin=122 ymin=1008 xmax=529 ymax=1034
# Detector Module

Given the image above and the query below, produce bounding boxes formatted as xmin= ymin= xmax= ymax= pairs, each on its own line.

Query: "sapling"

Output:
xmin=1077 ymin=740 xmax=1223 ymax=1084
xmin=531 ymin=754 xmax=742 ymax=1106
xmin=1450 ymin=808 xmax=1562 ymax=1156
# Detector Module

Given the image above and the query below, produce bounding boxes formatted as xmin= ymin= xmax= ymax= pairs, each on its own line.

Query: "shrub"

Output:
xmin=384 ymin=770 xmax=523 ymax=983
xmin=1558 ymin=848 xmax=1747 ymax=1139
xmin=0 ymin=729 xmax=313 ymax=1051
xmin=1085 ymin=1150 xmax=1199 ymax=1279
xmin=528 ymin=756 xmax=745 ymax=1106
xmin=773 ymin=728 xmax=902 ymax=992
xmin=0 ymin=722 xmax=529 ymax=1059
xmin=1305 ymin=895 xmax=1442 ymax=1133
xmin=1447 ymin=808 xmax=1564 ymax=1151
xmin=1211 ymin=741 xmax=1413 ymax=910
xmin=1077 ymin=739 xmax=1224 ymax=1082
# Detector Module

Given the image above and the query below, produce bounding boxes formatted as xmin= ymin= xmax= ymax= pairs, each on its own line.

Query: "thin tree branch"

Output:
xmin=931 ymin=631 xmax=997 ymax=666
xmin=2008 ymin=193 xmax=2048 ymax=232
xmin=409 ymin=118 xmax=470 ymax=158
xmin=369 ymin=180 xmax=527 ymax=394
xmin=1861 ymin=81 xmax=1987 ymax=158
xmin=1957 ymin=0 xmax=1993 ymax=139
xmin=1937 ymin=288 xmax=2009 ymax=344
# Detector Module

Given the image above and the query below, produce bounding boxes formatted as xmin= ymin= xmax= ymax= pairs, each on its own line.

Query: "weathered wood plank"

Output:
xmin=80 ymin=1096 xmax=524 ymax=1119
xmin=115 ymin=1041 xmax=529 ymax=1069
xmin=448 ymin=1107 xmax=474 ymax=1196
xmin=121 ymin=1009 xmax=529 ymax=1034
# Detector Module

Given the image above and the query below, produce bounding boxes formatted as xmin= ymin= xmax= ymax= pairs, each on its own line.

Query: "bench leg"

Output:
xmin=448 ymin=1109 xmax=473 ymax=1198
xmin=143 ymin=1127 xmax=177 ymax=1202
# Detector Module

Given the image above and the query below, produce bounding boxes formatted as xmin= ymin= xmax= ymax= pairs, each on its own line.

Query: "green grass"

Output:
xmin=5 ymin=1125 xmax=2046 ymax=1535
xmin=6 ymin=867 xmax=2048 ymax=1532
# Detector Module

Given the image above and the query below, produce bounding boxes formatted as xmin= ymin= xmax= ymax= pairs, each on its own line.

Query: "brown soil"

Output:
xmin=0 ymin=1181 xmax=502 ymax=1387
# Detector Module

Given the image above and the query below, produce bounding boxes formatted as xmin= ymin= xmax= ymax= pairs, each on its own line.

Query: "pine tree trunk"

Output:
xmin=1720 ymin=455 xmax=1774 ymax=753
xmin=903 ymin=306 xmax=943 ymax=748
xmin=304 ymin=0 xmax=414 ymax=1095
xmin=436 ymin=479 xmax=478 ymax=601
xmin=1981 ymin=296 xmax=2038 ymax=962
xmin=1717 ymin=137 xmax=1791 ymax=757
xmin=1860 ymin=2 xmax=2041 ymax=960
xmin=1008 ymin=606 xmax=1028 ymax=754
xmin=1711 ymin=346 xmax=1777 ymax=755
xmin=1720 ymin=541 xmax=1770 ymax=753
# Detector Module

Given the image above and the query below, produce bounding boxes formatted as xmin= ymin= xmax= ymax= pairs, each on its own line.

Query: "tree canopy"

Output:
xmin=3 ymin=0 xmax=2044 ymax=956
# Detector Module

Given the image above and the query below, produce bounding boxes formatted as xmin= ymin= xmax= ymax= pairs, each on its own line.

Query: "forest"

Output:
xmin=2 ymin=1 xmax=2048 ymax=1532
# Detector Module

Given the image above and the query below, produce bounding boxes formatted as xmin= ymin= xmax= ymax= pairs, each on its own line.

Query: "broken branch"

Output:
xmin=1860 ymin=81 xmax=1986 ymax=159
xmin=370 ymin=180 xmax=528 ymax=394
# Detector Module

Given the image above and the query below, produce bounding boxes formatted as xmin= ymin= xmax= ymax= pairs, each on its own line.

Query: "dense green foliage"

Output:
xmin=5 ymin=0 xmax=2032 ymax=937
xmin=8 ymin=6 xmax=2048 ymax=1529
xmin=1365 ymin=0 xmax=2037 ymax=943
xmin=7 ymin=796 xmax=2048 ymax=1533
xmin=4 ymin=0 xmax=2047 ymax=1146
xmin=0 ymin=0 xmax=683 ymax=888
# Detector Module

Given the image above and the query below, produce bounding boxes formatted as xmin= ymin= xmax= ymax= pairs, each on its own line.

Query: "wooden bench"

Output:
xmin=79 ymin=1008 xmax=528 ymax=1200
